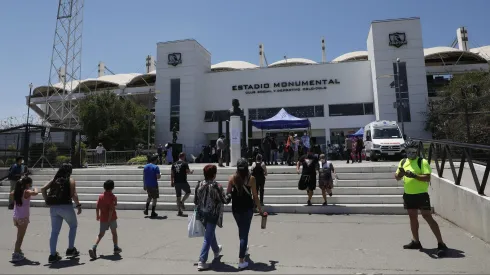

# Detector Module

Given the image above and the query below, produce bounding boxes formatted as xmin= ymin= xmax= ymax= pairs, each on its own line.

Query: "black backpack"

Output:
xmin=45 ymin=178 xmax=69 ymax=206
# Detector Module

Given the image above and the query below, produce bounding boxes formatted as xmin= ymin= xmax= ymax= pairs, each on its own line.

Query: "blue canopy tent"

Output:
xmin=348 ymin=127 xmax=364 ymax=137
xmin=251 ymin=108 xmax=311 ymax=130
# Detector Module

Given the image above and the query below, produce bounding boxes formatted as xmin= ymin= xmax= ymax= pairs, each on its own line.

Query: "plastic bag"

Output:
xmin=333 ymin=173 xmax=339 ymax=186
xmin=188 ymin=210 xmax=205 ymax=238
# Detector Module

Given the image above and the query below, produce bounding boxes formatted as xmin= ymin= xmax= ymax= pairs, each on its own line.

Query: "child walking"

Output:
xmin=11 ymin=177 xmax=38 ymax=262
xmin=88 ymin=180 xmax=122 ymax=259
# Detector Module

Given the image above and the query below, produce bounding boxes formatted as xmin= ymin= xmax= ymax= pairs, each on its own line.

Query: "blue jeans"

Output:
xmin=233 ymin=209 xmax=253 ymax=259
xmin=199 ymin=222 xmax=219 ymax=263
xmin=50 ymin=205 xmax=78 ymax=255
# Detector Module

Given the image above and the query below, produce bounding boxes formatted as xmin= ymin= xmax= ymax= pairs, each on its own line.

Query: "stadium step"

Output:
xmin=0 ymin=162 xmax=405 ymax=214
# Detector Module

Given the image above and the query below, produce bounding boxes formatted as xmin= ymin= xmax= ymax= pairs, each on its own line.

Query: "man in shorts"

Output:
xmin=143 ymin=155 xmax=161 ymax=218
xmin=171 ymin=152 xmax=194 ymax=216
xmin=395 ymin=140 xmax=448 ymax=257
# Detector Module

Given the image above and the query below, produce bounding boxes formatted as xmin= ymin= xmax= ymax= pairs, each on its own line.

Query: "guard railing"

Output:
xmin=411 ymin=138 xmax=489 ymax=195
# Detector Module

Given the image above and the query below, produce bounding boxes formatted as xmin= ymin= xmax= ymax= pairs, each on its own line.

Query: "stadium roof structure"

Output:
xmin=32 ymin=45 xmax=490 ymax=95
xmin=268 ymin=58 xmax=317 ymax=68
xmin=332 ymin=51 xmax=368 ymax=62
xmin=211 ymin=61 xmax=259 ymax=71
xmin=423 ymin=46 xmax=488 ymax=65
xmin=470 ymin=46 xmax=490 ymax=61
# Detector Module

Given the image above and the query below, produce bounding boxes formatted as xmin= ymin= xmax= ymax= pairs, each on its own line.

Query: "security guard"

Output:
xmin=395 ymin=140 xmax=448 ymax=257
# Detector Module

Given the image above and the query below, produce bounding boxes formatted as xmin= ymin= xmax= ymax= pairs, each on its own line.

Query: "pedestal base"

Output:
xmin=230 ymin=116 xmax=241 ymax=166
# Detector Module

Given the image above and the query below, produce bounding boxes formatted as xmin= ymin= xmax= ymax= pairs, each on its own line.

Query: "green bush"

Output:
xmin=47 ymin=144 xmax=58 ymax=160
xmin=56 ymin=155 xmax=71 ymax=166
xmin=127 ymin=155 xmax=148 ymax=165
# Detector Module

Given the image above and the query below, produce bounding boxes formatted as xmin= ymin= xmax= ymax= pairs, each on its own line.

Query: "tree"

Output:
xmin=78 ymin=91 xmax=153 ymax=150
xmin=426 ymin=72 xmax=490 ymax=144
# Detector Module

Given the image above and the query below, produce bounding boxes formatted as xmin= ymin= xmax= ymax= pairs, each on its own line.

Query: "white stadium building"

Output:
xmin=29 ymin=17 xmax=490 ymax=154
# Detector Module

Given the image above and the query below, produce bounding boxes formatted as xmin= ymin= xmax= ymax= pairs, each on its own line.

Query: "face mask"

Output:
xmin=406 ymin=150 xmax=418 ymax=160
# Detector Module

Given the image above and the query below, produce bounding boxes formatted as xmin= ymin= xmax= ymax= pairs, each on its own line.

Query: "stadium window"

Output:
xmin=328 ymin=103 xmax=375 ymax=116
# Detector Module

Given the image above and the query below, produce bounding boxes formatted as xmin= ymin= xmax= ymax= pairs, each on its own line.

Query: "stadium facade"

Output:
xmin=30 ymin=17 xmax=490 ymax=153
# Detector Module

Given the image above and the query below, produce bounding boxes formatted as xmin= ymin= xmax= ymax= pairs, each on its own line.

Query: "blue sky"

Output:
xmin=1 ymin=0 xmax=489 ymax=122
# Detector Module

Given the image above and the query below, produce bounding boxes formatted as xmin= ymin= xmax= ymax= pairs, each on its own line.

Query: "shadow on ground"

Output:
xmin=144 ymin=215 xmax=168 ymax=220
xmin=211 ymin=255 xmax=278 ymax=272
xmin=43 ymin=257 xmax=85 ymax=269
xmin=420 ymin=247 xmax=465 ymax=259
xmin=11 ymin=258 xmax=41 ymax=267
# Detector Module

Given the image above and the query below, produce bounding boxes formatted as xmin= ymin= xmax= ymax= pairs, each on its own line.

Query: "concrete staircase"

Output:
xmin=0 ymin=162 xmax=405 ymax=214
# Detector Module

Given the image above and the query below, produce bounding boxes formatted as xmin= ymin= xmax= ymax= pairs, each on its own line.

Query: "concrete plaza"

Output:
xmin=1 ymin=208 xmax=490 ymax=274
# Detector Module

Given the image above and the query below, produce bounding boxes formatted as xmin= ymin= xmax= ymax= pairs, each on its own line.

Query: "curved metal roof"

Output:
xmin=269 ymin=58 xmax=317 ymax=67
xmin=423 ymin=47 xmax=487 ymax=62
xmin=211 ymin=61 xmax=258 ymax=71
xmin=332 ymin=51 xmax=368 ymax=62
xmin=470 ymin=46 xmax=490 ymax=61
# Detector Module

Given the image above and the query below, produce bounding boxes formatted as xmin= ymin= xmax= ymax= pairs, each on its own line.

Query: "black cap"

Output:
xmin=237 ymin=158 xmax=248 ymax=170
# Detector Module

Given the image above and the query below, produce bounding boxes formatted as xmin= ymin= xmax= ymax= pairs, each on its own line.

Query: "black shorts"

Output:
xmin=307 ymin=177 xmax=316 ymax=191
xmin=147 ymin=187 xmax=160 ymax=199
xmin=175 ymin=182 xmax=191 ymax=197
xmin=403 ymin=193 xmax=431 ymax=211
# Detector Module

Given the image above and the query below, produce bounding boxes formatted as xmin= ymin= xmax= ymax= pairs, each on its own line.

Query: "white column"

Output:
xmin=230 ymin=116 xmax=241 ymax=166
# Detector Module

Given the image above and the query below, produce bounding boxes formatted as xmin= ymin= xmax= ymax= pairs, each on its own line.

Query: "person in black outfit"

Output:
xmin=226 ymin=158 xmax=263 ymax=270
xmin=270 ymin=136 xmax=278 ymax=165
xmin=356 ymin=137 xmax=364 ymax=163
xmin=261 ymin=135 xmax=271 ymax=165
xmin=278 ymin=142 xmax=285 ymax=165
xmin=157 ymin=144 xmax=163 ymax=165
xmin=171 ymin=152 xmax=194 ymax=216
xmin=251 ymin=154 xmax=268 ymax=206
xmin=296 ymin=149 xmax=319 ymax=206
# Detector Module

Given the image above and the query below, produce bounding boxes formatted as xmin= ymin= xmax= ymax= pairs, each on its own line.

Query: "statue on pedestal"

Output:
xmin=171 ymin=123 xmax=179 ymax=143
xmin=229 ymin=99 xmax=242 ymax=117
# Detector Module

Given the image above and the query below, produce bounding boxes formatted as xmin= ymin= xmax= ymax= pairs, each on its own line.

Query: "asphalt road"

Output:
xmin=1 ymin=208 xmax=490 ymax=274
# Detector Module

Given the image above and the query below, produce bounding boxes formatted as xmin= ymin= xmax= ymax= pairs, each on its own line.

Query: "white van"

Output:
xmin=363 ymin=120 xmax=405 ymax=161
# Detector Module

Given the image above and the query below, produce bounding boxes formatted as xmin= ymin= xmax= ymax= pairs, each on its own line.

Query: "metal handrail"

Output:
xmin=411 ymin=138 xmax=489 ymax=196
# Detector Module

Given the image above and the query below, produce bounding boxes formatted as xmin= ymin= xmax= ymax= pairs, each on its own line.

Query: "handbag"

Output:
xmin=188 ymin=210 xmax=205 ymax=238
xmin=298 ymin=175 xmax=310 ymax=190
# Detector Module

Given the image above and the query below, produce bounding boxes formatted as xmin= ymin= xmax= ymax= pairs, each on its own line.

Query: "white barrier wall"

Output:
xmin=429 ymin=175 xmax=490 ymax=243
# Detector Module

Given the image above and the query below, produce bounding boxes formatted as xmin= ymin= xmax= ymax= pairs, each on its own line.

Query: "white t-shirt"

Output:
xmin=96 ymin=146 xmax=104 ymax=154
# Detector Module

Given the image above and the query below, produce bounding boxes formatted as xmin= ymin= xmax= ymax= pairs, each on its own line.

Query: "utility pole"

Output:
xmin=395 ymin=58 xmax=405 ymax=136
xmin=461 ymin=87 xmax=471 ymax=143
xmin=24 ymin=83 xmax=33 ymax=162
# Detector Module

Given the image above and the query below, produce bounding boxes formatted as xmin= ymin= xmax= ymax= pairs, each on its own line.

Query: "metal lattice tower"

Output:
xmin=44 ymin=0 xmax=84 ymax=129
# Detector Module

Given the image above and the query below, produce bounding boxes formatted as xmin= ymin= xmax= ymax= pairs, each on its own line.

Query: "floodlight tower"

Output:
xmin=44 ymin=0 xmax=85 ymax=129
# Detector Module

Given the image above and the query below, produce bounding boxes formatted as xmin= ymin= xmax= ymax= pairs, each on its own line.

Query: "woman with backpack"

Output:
xmin=41 ymin=163 xmax=82 ymax=263
xmin=194 ymin=164 xmax=228 ymax=271
xmin=226 ymin=158 xmax=263 ymax=270
xmin=251 ymin=154 xmax=267 ymax=206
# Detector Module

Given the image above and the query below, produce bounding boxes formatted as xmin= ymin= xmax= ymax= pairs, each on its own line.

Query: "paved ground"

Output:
xmin=1 ymin=208 xmax=490 ymax=274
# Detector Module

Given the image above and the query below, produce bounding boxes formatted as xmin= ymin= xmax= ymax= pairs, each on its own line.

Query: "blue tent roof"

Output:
xmin=251 ymin=108 xmax=311 ymax=130
xmin=348 ymin=128 xmax=364 ymax=137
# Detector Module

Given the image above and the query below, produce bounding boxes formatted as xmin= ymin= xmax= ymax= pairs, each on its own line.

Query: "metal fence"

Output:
xmin=412 ymin=138 xmax=489 ymax=195
xmin=85 ymin=150 xmax=137 ymax=166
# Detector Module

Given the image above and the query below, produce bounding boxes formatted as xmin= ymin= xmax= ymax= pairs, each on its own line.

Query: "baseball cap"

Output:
xmin=236 ymin=158 xmax=248 ymax=171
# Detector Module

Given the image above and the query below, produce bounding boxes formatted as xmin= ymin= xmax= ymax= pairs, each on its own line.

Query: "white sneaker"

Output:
xmin=214 ymin=245 xmax=222 ymax=259
xmin=197 ymin=261 xmax=210 ymax=271
xmin=238 ymin=261 xmax=249 ymax=270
